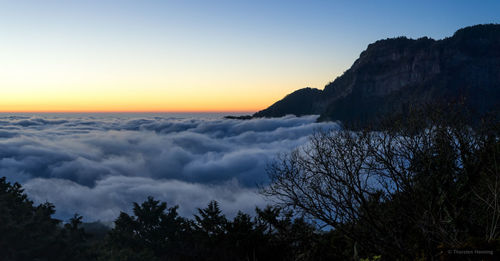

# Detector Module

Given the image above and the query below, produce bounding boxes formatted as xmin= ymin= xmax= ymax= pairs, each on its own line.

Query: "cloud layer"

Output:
xmin=0 ymin=114 xmax=337 ymax=221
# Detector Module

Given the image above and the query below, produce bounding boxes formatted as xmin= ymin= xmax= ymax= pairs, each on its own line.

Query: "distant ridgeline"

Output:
xmin=254 ymin=24 xmax=500 ymax=125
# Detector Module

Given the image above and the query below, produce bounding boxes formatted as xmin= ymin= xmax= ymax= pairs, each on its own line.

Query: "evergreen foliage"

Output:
xmin=1 ymin=103 xmax=500 ymax=260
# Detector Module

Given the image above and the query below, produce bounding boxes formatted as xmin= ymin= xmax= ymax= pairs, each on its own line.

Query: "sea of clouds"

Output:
xmin=0 ymin=113 xmax=338 ymax=221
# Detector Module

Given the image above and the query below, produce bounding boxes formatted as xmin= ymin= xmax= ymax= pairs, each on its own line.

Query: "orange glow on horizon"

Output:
xmin=0 ymin=102 xmax=263 ymax=114
xmin=0 ymin=81 xmax=302 ymax=114
xmin=0 ymin=109 xmax=258 ymax=114
xmin=0 ymin=96 xmax=269 ymax=114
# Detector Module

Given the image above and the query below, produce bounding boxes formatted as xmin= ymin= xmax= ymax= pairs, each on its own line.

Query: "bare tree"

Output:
xmin=263 ymin=104 xmax=500 ymax=259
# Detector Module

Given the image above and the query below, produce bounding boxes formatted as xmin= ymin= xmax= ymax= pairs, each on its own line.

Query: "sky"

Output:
xmin=1 ymin=0 xmax=499 ymax=112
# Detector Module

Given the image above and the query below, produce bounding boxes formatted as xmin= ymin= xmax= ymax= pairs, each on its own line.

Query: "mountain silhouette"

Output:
xmin=254 ymin=24 xmax=500 ymax=125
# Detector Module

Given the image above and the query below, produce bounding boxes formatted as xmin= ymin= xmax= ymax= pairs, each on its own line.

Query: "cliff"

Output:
xmin=253 ymin=24 xmax=500 ymax=124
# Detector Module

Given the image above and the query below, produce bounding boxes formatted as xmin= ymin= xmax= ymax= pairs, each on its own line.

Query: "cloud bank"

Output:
xmin=0 ymin=114 xmax=338 ymax=221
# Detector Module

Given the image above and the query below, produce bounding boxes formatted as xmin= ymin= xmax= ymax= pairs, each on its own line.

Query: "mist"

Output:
xmin=0 ymin=114 xmax=338 ymax=221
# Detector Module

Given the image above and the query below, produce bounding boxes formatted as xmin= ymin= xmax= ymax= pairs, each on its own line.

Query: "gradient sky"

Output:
xmin=1 ymin=0 xmax=499 ymax=112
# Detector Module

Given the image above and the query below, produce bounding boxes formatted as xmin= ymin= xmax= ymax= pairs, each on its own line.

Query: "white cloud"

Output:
xmin=0 ymin=114 xmax=338 ymax=221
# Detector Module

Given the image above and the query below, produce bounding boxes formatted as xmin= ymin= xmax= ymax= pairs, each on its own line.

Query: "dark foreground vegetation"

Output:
xmin=0 ymin=178 xmax=341 ymax=261
xmin=1 ymin=103 xmax=500 ymax=260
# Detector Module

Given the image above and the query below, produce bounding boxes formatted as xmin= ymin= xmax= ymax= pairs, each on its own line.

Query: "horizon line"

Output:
xmin=0 ymin=110 xmax=257 ymax=114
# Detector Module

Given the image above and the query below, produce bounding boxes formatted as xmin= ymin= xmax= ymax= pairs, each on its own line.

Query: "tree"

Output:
xmin=226 ymin=211 xmax=261 ymax=260
xmin=61 ymin=213 xmax=94 ymax=261
xmin=254 ymin=206 xmax=320 ymax=261
xmin=263 ymin=103 xmax=500 ymax=259
xmin=103 ymin=196 xmax=189 ymax=260
xmin=194 ymin=200 xmax=227 ymax=237
xmin=191 ymin=200 xmax=230 ymax=260
xmin=0 ymin=177 xmax=92 ymax=261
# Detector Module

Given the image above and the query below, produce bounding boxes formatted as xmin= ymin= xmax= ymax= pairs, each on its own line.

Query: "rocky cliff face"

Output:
xmin=254 ymin=24 xmax=500 ymax=125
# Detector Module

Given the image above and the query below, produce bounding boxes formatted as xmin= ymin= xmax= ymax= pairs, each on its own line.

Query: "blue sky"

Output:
xmin=1 ymin=0 xmax=499 ymax=112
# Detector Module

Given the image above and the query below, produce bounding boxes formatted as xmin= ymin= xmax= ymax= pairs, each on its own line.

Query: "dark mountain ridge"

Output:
xmin=253 ymin=24 xmax=500 ymax=124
